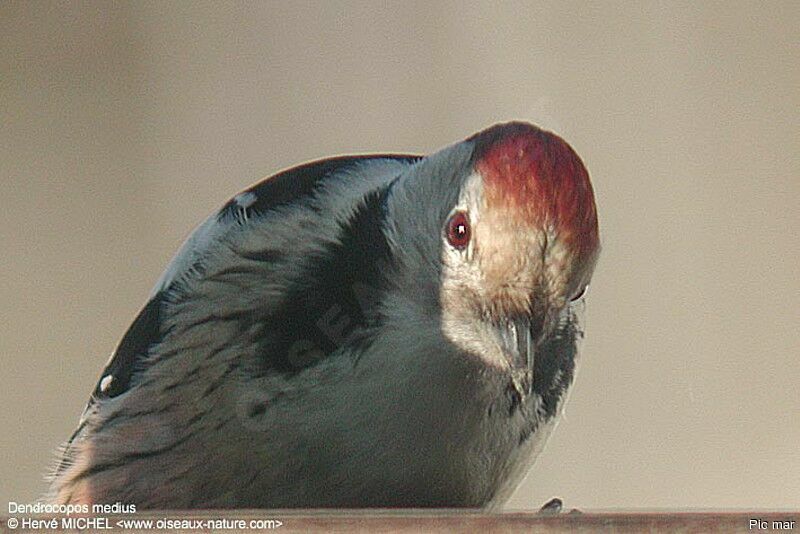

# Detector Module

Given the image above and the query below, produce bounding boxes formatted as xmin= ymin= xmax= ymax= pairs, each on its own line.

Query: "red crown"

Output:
xmin=471 ymin=122 xmax=599 ymax=256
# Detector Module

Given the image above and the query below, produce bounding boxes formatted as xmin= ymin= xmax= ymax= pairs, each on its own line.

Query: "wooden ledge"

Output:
xmin=3 ymin=510 xmax=798 ymax=533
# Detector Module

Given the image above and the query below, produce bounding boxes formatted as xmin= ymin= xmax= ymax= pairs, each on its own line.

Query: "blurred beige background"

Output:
xmin=1 ymin=1 xmax=798 ymax=511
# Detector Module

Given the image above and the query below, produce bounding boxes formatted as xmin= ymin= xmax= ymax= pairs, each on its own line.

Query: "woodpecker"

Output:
xmin=48 ymin=122 xmax=600 ymax=509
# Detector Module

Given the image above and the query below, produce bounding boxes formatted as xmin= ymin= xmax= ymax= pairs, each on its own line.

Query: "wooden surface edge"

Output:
xmin=2 ymin=510 xmax=797 ymax=533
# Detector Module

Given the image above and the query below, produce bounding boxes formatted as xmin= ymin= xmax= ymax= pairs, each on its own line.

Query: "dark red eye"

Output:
xmin=446 ymin=211 xmax=471 ymax=250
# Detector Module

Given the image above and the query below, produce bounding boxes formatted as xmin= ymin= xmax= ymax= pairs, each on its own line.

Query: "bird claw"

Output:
xmin=538 ymin=497 xmax=583 ymax=515
xmin=538 ymin=497 xmax=562 ymax=514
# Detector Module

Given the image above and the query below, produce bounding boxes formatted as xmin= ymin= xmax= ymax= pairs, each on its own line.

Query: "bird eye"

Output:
xmin=445 ymin=211 xmax=471 ymax=250
xmin=571 ymin=285 xmax=589 ymax=302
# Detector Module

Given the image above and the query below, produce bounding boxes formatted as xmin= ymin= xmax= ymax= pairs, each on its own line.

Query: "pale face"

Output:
xmin=439 ymin=169 xmax=597 ymax=375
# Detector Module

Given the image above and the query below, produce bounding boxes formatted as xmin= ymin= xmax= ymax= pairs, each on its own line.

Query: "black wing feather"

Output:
xmin=252 ymin=186 xmax=395 ymax=374
xmin=59 ymin=153 xmax=418 ymax=475
xmin=217 ymin=154 xmax=420 ymax=221
xmin=92 ymin=291 xmax=167 ymax=399
xmin=90 ymin=154 xmax=420 ymax=399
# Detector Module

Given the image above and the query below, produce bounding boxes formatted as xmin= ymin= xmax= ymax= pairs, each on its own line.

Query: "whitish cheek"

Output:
xmin=439 ymin=307 xmax=509 ymax=372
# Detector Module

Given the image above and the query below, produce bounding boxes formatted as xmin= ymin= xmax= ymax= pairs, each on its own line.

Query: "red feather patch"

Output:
xmin=471 ymin=122 xmax=599 ymax=257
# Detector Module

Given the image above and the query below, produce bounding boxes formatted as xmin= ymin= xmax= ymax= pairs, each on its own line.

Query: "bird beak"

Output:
xmin=493 ymin=317 xmax=535 ymax=375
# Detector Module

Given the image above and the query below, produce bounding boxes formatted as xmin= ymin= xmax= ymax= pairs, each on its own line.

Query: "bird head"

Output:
xmin=385 ymin=122 xmax=599 ymax=375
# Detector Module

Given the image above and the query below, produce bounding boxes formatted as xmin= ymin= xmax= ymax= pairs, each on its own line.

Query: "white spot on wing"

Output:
xmin=234 ymin=192 xmax=257 ymax=209
xmin=99 ymin=374 xmax=114 ymax=393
